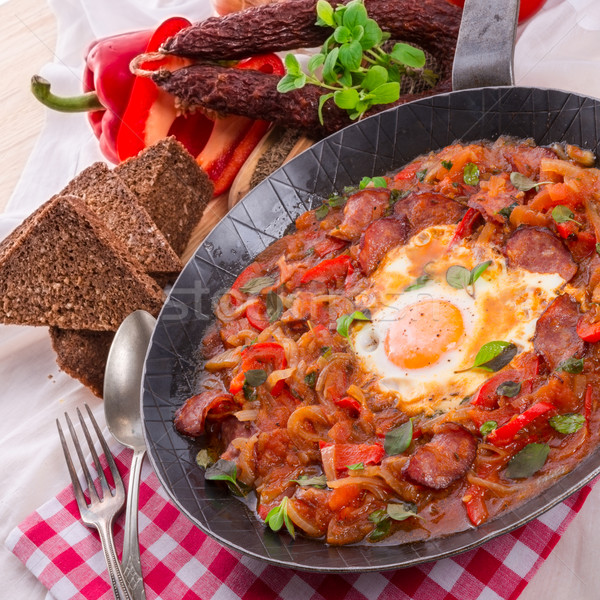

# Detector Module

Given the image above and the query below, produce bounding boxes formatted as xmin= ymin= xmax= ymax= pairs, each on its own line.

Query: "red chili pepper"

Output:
xmin=463 ymin=484 xmax=488 ymax=526
xmin=229 ymin=342 xmax=287 ymax=396
xmin=334 ymin=396 xmax=362 ymax=417
xmin=577 ymin=308 xmax=600 ymax=343
xmin=486 ymin=401 xmax=554 ymax=446
xmin=31 ymin=29 xmax=152 ymax=164
xmin=449 ymin=208 xmax=483 ymax=248
xmin=300 ymin=255 xmax=353 ymax=285
xmin=117 ymin=17 xmax=197 ymax=161
xmin=196 ymin=54 xmax=285 ymax=196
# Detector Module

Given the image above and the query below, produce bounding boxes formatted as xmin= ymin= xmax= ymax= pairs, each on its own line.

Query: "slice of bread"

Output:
xmin=50 ymin=327 xmax=114 ymax=398
xmin=0 ymin=194 xmax=165 ymax=330
xmin=115 ymin=137 xmax=214 ymax=257
xmin=62 ymin=162 xmax=181 ymax=279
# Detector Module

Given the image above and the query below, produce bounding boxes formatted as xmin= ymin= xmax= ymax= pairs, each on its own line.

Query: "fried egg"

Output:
xmin=353 ymin=225 xmax=574 ymax=415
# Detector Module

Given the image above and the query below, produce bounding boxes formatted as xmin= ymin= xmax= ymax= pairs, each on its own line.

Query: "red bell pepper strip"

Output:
xmin=300 ymin=255 xmax=353 ymax=286
xmin=320 ymin=442 xmax=385 ymax=471
xmin=334 ymin=396 xmax=362 ymax=417
xmin=449 ymin=208 xmax=483 ymax=248
xmin=229 ymin=342 xmax=287 ymax=396
xmin=486 ymin=401 xmax=554 ymax=446
xmin=246 ymin=300 xmax=270 ymax=331
xmin=556 ymin=221 xmax=578 ymax=239
xmin=31 ymin=28 xmax=152 ymax=164
xmin=393 ymin=162 xmax=421 ymax=181
xmin=196 ymin=53 xmax=285 ymax=196
xmin=313 ymin=236 xmax=349 ymax=258
xmin=463 ymin=484 xmax=488 ymax=526
xmin=585 ymin=383 xmax=593 ymax=430
xmin=116 ymin=17 xmax=195 ymax=161
xmin=577 ymin=309 xmax=600 ymax=343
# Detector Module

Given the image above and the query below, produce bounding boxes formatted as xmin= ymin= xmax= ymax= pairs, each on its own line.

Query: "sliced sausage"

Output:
xmin=505 ymin=227 xmax=577 ymax=281
xmin=467 ymin=189 xmax=520 ymax=224
xmin=358 ymin=216 xmax=409 ymax=275
xmin=394 ymin=192 xmax=466 ymax=234
xmin=534 ymin=294 xmax=585 ymax=371
xmin=404 ymin=423 xmax=477 ymax=490
xmin=174 ymin=390 xmax=241 ymax=436
xmin=330 ymin=189 xmax=391 ymax=241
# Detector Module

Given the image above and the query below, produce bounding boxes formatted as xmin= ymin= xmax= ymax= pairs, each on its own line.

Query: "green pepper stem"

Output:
xmin=30 ymin=75 xmax=104 ymax=113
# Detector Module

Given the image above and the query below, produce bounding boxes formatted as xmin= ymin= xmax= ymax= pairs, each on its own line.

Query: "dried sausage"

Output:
xmin=359 ymin=217 xmax=409 ymax=275
xmin=505 ymin=227 xmax=577 ymax=281
xmin=394 ymin=192 xmax=466 ymax=234
xmin=330 ymin=189 xmax=391 ymax=241
xmin=174 ymin=390 xmax=241 ymax=436
xmin=405 ymin=423 xmax=477 ymax=490
xmin=534 ymin=294 xmax=585 ymax=371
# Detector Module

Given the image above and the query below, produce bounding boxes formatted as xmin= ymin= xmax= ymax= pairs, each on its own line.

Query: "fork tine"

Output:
xmin=77 ymin=406 xmax=112 ymax=498
xmin=84 ymin=404 xmax=125 ymax=496
xmin=56 ymin=419 xmax=89 ymax=512
xmin=65 ymin=411 xmax=100 ymax=504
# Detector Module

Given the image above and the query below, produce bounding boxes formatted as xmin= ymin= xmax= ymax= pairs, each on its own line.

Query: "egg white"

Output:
xmin=353 ymin=225 xmax=571 ymax=415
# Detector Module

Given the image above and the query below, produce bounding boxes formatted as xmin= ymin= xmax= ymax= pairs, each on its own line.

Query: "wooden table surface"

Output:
xmin=1 ymin=1 xmax=599 ymax=599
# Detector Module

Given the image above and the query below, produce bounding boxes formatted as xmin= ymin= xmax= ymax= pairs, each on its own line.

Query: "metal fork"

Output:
xmin=57 ymin=405 xmax=133 ymax=600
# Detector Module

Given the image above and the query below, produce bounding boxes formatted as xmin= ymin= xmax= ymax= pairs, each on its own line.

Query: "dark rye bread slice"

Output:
xmin=62 ymin=162 xmax=181 ymax=279
xmin=115 ymin=137 xmax=213 ymax=257
xmin=0 ymin=194 xmax=165 ymax=330
xmin=50 ymin=327 xmax=114 ymax=398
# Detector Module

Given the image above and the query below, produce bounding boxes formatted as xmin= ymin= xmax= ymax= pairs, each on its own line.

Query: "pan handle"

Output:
xmin=452 ymin=0 xmax=519 ymax=90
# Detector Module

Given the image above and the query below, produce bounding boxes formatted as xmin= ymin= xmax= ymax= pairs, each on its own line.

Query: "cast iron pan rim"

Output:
xmin=142 ymin=84 xmax=600 ymax=572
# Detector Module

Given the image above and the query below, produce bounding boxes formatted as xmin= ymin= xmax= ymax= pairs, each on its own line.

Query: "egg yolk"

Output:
xmin=384 ymin=300 xmax=464 ymax=369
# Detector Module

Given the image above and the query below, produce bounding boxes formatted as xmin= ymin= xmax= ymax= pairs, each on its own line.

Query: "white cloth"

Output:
xmin=1 ymin=1 xmax=600 ymax=599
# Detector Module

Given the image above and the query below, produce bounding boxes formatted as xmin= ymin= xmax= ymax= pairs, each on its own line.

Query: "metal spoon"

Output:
xmin=104 ymin=310 xmax=156 ymax=600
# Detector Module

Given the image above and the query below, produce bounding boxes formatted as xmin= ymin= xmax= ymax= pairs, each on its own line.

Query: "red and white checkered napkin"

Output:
xmin=5 ymin=446 xmax=593 ymax=600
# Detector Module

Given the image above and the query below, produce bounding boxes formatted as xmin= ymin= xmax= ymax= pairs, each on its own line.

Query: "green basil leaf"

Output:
xmin=336 ymin=310 xmax=371 ymax=339
xmin=390 ymin=42 xmax=426 ymax=68
xmin=471 ymin=341 xmax=517 ymax=372
xmin=416 ymin=168 xmax=427 ymax=182
xmin=266 ymin=291 xmax=283 ymax=322
xmin=328 ymin=194 xmax=347 ymax=207
xmin=282 ymin=506 xmax=296 ymax=539
xmin=315 ymin=203 xmax=330 ymax=220
xmin=549 ymin=413 xmax=585 ymax=434
xmin=245 ymin=369 xmax=267 ymax=387
xmin=347 ymin=462 xmax=364 ymax=470
xmin=205 ymin=459 xmax=238 ymax=486
xmin=370 ymin=82 xmax=400 ymax=105
xmin=405 ymin=273 xmax=430 ymax=292
xmin=368 ymin=509 xmax=388 ymax=524
xmin=359 ymin=176 xmax=387 ymax=189
xmin=240 ymin=276 xmax=275 ymax=295
xmin=386 ymin=501 xmax=420 ymax=521
xmin=342 ymin=0 xmax=368 ymax=28
xmin=322 ymin=47 xmax=340 ymax=83
xmin=557 ymin=356 xmax=584 ymax=374
xmin=384 ymin=419 xmax=413 ymax=455
xmin=480 ymin=420 xmax=498 ymax=437
xmin=339 ymin=40 xmax=364 ymax=71
xmin=446 ymin=265 xmax=471 ymax=290
xmin=265 ymin=504 xmax=284 ymax=531
xmin=360 ymin=17 xmax=382 ymax=49
xmin=510 ymin=171 xmax=541 ymax=191
xmin=551 ymin=204 xmax=582 ymax=226
xmin=470 ymin=260 xmax=493 ymax=285
xmin=308 ymin=52 xmax=326 ymax=75
xmin=334 ymin=25 xmax=352 ymax=44
xmin=277 ymin=73 xmax=303 ymax=94
xmin=317 ymin=92 xmax=334 ymax=125
xmin=496 ymin=380 xmax=521 ymax=398
xmin=293 ymin=474 xmax=328 ymax=488
xmin=498 ymin=202 xmax=518 ymax=219
xmin=505 ymin=443 xmax=550 ymax=479
xmin=283 ymin=53 xmax=302 ymax=76
xmin=316 ymin=0 xmax=335 ymax=26
xmin=441 ymin=160 xmax=453 ymax=170
xmin=304 ymin=371 xmax=317 ymax=387
xmin=463 ymin=162 xmax=480 ymax=186
xmin=362 ymin=65 xmax=388 ymax=91
xmin=195 ymin=449 xmax=213 ymax=469
xmin=334 ymin=87 xmax=360 ymax=109
xmin=368 ymin=516 xmax=391 ymax=541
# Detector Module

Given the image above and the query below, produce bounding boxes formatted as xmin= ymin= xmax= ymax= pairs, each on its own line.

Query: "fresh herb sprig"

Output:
xmin=264 ymin=497 xmax=296 ymax=538
xmin=277 ymin=0 xmax=436 ymax=123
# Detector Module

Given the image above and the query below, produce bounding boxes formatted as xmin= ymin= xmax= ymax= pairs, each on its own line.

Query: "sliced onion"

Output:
xmin=214 ymin=294 xmax=257 ymax=321
xmin=346 ymin=384 xmax=365 ymax=405
xmin=267 ymin=367 xmax=296 ymax=391
xmin=288 ymin=406 xmax=329 ymax=446
xmin=234 ymin=409 xmax=259 ymax=422
xmin=204 ymin=347 xmax=242 ymax=372
xmin=286 ymin=499 xmax=324 ymax=538
xmin=327 ymin=476 xmax=389 ymax=500
xmin=320 ymin=445 xmax=337 ymax=481
xmin=466 ymin=474 xmax=512 ymax=496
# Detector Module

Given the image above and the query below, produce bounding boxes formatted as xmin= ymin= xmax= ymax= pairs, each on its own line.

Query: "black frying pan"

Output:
xmin=141 ymin=0 xmax=600 ymax=572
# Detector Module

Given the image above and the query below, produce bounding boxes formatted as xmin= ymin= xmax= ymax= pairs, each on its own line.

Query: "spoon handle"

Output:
xmin=122 ymin=448 xmax=146 ymax=600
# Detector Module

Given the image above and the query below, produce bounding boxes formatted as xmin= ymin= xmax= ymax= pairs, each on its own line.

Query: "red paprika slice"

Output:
xmin=246 ymin=300 xmax=270 ymax=331
xmin=334 ymin=396 xmax=362 ymax=417
xmin=577 ymin=308 xmax=600 ymax=343
xmin=463 ymin=484 xmax=488 ymax=526
xmin=117 ymin=16 xmax=194 ymax=161
xmin=448 ymin=208 xmax=483 ymax=248
xmin=300 ymin=255 xmax=353 ymax=286
xmin=229 ymin=342 xmax=287 ymax=396
xmin=486 ymin=401 xmax=554 ymax=446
